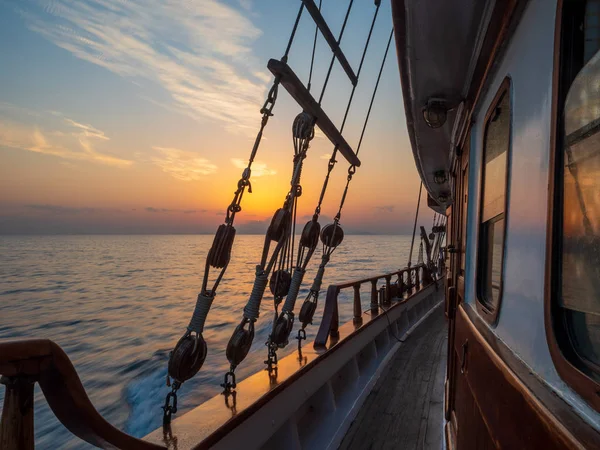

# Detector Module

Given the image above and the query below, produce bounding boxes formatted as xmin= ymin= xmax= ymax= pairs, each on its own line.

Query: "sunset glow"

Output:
xmin=0 ymin=0 xmax=422 ymax=235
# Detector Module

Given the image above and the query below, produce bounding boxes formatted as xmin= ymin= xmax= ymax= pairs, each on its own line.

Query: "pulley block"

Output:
xmin=207 ymin=224 xmax=236 ymax=269
xmin=320 ymin=223 xmax=344 ymax=248
xmin=299 ymin=298 xmax=318 ymax=327
xmin=292 ymin=112 xmax=315 ymax=140
xmin=266 ymin=208 xmax=291 ymax=242
xmin=168 ymin=333 xmax=208 ymax=383
xmin=270 ymin=269 xmax=292 ymax=298
xmin=271 ymin=311 xmax=295 ymax=348
xmin=226 ymin=319 xmax=255 ymax=368
xmin=300 ymin=219 xmax=320 ymax=249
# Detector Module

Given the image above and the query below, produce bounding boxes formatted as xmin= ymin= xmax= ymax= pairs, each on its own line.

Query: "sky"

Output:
xmin=0 ymin=0 xmax=424 ymax=235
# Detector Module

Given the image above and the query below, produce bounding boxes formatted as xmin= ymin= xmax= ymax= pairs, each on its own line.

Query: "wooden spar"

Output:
xmin=267 ymin=59 xmax=361 ymax=167
xmin=301 ymin=0 xmax=358 ymax=86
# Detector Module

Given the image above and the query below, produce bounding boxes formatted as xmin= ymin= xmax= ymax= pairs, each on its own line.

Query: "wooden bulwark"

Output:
xmin=0 ymin=340 xmax=164 ymax=450
xmin=267 ymin=58 xmax=361 ymax=167
xmin=301 ymin=0 xmax=358 ymax=86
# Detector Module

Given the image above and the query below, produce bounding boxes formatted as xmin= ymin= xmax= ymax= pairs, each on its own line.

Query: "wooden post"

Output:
xmin=398 ymin=271 xmax=405 ymax=298
xmin=353 ymin=284 xmax=363 ymax=325
xmin=415 ymin=267 xmax=421 ymax=290
xmin=385 ymin=276 xmax=392 ymax=304
xmin=370 ymin=280 xmax=379 ymax=312
xmin=0 ymin=376 xmax=35 ymax=450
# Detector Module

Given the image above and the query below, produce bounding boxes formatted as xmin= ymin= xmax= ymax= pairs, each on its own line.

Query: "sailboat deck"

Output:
xmin=340 ymin=307 xmax=448 ymax=450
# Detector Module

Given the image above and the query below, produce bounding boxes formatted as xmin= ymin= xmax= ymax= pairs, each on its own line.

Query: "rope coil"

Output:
xmin=243 ymin=268 xmax=269 ymax=321
xmin=188 ymin=293 xmax=215 ymax=333
xmin=282 ymin=267 xmax=305 ymax=313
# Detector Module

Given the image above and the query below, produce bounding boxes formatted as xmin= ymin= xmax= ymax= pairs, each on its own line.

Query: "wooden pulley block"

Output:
xmin=292 ymin=112 xmax=315 ymax=140
xmin=266 ymin=208 xmax=291 ymax=242
xmin=168 ymin=333 xmax=207 ymax=383
xmin=271 ymin=311 xmax=294 ymax=348
xmin=270 ymin=269 xmax=292 ymax=297
xmin=208 ymin=224 xmax=236 ymax=269
xmin=300 ymin=219 xmax=320 ymax=249
xmin=226 ymin=319 xmax=255 ymax=368
xmin=320 ymin=223 xmax=344 ymax=248
xmin=299 ymin=299 xmax=317 ymax=327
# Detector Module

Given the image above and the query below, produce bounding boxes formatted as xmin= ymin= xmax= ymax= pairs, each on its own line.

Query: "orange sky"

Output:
xmin=0 ymin=0 xmax=423 ymax=234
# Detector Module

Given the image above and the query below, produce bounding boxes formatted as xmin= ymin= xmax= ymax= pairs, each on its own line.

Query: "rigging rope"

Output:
xmin=297 ymin=28 xmax=395 ymax=350
xmin=268 ymin=1 xmax=382 ymax=356
xmin=408 ymin=182 xmax=423 ymax=268
xmin=162 ymin=2 xmax=307 ymax=424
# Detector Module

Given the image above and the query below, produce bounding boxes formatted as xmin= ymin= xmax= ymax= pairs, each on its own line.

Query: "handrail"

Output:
xmin=0 ymin=339 xmax=165 ymax=450
xmin=315 ymin=263 xmax=432 ymax=348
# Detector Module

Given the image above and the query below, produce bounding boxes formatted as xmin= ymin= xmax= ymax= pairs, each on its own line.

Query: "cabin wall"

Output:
xmin=463 ymin=0 xmax=600 ymax=427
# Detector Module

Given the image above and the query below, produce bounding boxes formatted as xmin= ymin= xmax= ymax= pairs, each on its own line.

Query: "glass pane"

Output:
xmin=461 ymin=165 xmax=469 ymax=272
xmin=482 ymin=93 xmax=510 ymax=222
xmin=489 ymin=218 xmax=504 ymax=309
xmin=561 ymin=45 xmax=600 ymax=365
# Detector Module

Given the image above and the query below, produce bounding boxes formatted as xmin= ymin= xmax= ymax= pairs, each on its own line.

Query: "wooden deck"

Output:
xmin=339 ymin=306 xmax=448 ymax=450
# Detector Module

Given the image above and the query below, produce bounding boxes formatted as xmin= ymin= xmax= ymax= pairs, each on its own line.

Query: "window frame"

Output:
xmin=475 ymin=77 xmax=512 ymax=325
xmin=545 ymin=0 xmax=600 ymax=414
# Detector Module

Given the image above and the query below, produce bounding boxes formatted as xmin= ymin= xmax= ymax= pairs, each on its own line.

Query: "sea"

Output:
xmin=0 ymin=234 xmax=414 ymax=449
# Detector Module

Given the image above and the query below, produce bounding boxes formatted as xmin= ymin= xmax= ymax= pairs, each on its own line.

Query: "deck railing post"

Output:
xmin=353 ymin=284 xmax=363 ymax=325
xmin=398 ymin=270 xmax=405 ymax=298
xmin=415 ymin=267 xmax=421 ymax=290
xmin=370 ymin=279 xmax=379 ymax=312
xmin=0 ymin=375 xmax=35 ymax=450
xmin=385 ymin=276 xmax=392 ymax=304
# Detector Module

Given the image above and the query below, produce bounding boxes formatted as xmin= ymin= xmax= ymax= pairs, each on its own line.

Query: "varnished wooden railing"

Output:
xmin=0 ymin=339 xmax=164 ymax=450
xmin=314 ymin=263 xmax=431 ymax=348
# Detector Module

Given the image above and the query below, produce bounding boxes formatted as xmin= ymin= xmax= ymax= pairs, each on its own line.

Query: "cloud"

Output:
xmin=145 ymin=207 xmax=208 ymax=214
xmin=0 ymin=108 xmax=132 ymax=168
xmin=320 ymin=153 xmax=332 ymax=160
xmin=25 ymin=204 xmax=96 ymax=214
xmin=374 ymin=205 xmax=395 ymax=213
xmin=14 ymin=0 xmax=270 ymax=134
xmin=231 ymin=158 xmax=276 ymax=177
xmin=23 ymin=204 xmax=124 ymax=214
xmin=151 ymin=147 xmax=217 ymax=181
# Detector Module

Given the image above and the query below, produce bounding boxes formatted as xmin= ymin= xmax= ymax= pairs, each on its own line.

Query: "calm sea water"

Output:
xmin=0 ymin=234 xmax=413 ymax=449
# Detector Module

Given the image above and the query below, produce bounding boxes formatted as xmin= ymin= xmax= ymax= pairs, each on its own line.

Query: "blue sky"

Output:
xmin=0 ymin=0 xmax=422 ymax=234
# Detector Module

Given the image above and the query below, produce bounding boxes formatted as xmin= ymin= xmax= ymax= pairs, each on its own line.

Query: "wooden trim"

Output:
xmin=459 ymin=305 xmax=600 ymax=448
xmin=475 ymin=77 xmax=512 ymax=325
xmin=544 ymin=0 xmax=600 ymax=414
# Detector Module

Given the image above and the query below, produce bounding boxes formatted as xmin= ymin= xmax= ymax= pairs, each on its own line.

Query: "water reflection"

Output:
xmin=0 ymin=234 xmax=413 ymax=449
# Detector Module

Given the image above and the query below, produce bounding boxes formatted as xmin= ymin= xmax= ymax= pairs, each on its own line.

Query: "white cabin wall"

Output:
xmin=463 ymin=0 xmax=600 ymax=426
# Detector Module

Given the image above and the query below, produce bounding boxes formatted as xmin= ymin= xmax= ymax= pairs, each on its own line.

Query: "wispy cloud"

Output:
xmin=24 ymin=204 xmax=124 ymax=214
xmin=145 ymin=207 xmax=208 ymax=214
xmin=231 ymin=158 xmax=276 ymax=177
xmin=320 ymin=153 xmax=332 ymax=160
xmin=0 ymin=110 xmax=132 ymax=168
xmin=14 ymin=0 xmax=270 ymax=134
xmin=374 ymin=205 xmax=395 ymax=213
xmin=152 ymin=146 xmax=217 ymax=181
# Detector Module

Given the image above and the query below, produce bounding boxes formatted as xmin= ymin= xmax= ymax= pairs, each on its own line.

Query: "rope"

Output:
xmin=318 ymin=0 xmax=354 ymax=105
xmin=313 ymin=3 xmax=381 ymax=216
xmin=334 ymin=28 xmax=394 ymax=221
xmin=307 ymin=0 xmax=322 ymax=92
xmin=408 ymin=182 xmax=423 ymax=267
xmin=243 ymin=268 xmax=269 ymax=321
xmin=188 ymin=293 xmax=214 ymax=333
xmin=282 ymin=267 xmax=305 ymax=313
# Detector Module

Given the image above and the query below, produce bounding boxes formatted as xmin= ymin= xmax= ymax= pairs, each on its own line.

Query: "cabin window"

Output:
xmin=476 ymin=80 xmax=510 ymax=320
xmin=554 ymin=0 xmax=600 ymax=381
